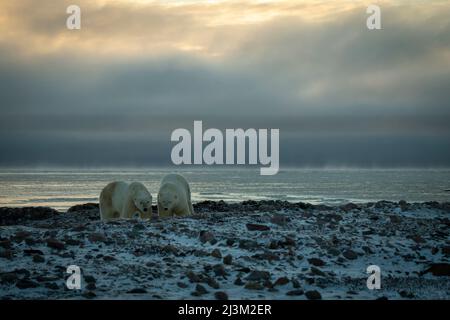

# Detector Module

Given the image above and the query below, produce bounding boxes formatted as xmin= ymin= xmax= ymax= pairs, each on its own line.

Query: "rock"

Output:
xmin=35 ymin=275 xmax=59 ymax=283
xmin=16 ymin=279 xmax=39 ymax=289
xmin=308 ymin=258 xmax=325 ymax=267
xmin=362 ymin=246 xmax=374 ymax=254
xmin=23 ymin=249 xmax=44 ymax=256
xmin=239 ymin=239 xmax=259 ymax=250
xmin=399 ymin=290 xmax=415 ymax=299
xmin=422 ymin=263 xmax=450 ymax=276
xmin=186 ymin=271 xmax=201 ymax=283
xmin=127 ymin=288 xmax=147 ymax=294
xmin=13 ymin=231 xmax=32 ymax=242
xmin=214 ymin=291 xmax=229 ymax=300
xmin=234 ymin=277 xmax=244 ymax=286
xmin=282 ymin=237 xmax=296 ymax=247
xmin=86 ymin=282 xmax=96 ymax=290
xmin=310 ymin=267 xmax=326 ymax=277
xmin=64 ymin=239 xmax=82 ymax=246
xmin=0 ymin=239 xmax=11 ymax=249
xmin=399 ymin=200 xmax=408 ymax=210
xmin=327 ymin=248 xmax=341 ymax=256
xmin=32 ymin=255 xmax=45 ymax=263
xmin=245 ymin=270 xmax=270 ymax=281
xmin=226 ymin=238 xmax=235 ymax=246
xmin=236 ymin=267 xmax=251 ymax=273
xmin=246 ymin=224 xmax=270 ymax=231
xmin=211 ymin=249 xmax=222 ymax=259
xmin=274 ymin=277 xmax=289 ymax=286
xmin=84 ymin=275 xmax=96 ymax=284
xmin=206 ymin=277 xmax=220 ymax=289
xmin=389 ymin=215 xmax=401 ymax=224
xmin=67 ymin=203 xmax=99 ymax=212
xmin=340 ymin=203 xmax=359 ymax=212
xmin=195 ymin=284 xmax=208 ymax=295
xmin=410 ymin=235 xmax=425 ymax=244
xmin=132 ymin=224 xmax=146 ymax=232
xmin=375 ymin=201 xmax=393 ymax=209
xmin=25 ymin=238 xmax=38 ymax=246
xmin=263 ymin=280 xmax=274 ymax=289
xmin=103 ymin=255 xmax=116 ymax=262
xmin=177 ymin=282 xmax=188 ymax=288
xmin=45 ymin=282 xmax=59 ymax=290
xmin=244 ymin=281 xmax=264 ymax=290
xmin=213 ymin=264 xmax=227 ymax=277
xmin=14 ymin=268 xmax=31 ymax=278
xmin=46 ymin=238 xmax=65 ymax=250
xmin=223 ymin=254 xmax=233 ymax=265
xmin=343 ymin=249 xmax=358 ymax=260
xmin=270 ymin=215 xmax=290 ymax=226
xmin=72 ymin=224 xmax=87 ymax=232
xmin=252 ymin=251 xmax=279 ymax=261
xmin=442 ymin=246 xmax=450 ymax=256
xmin=82 ymin=291 xmax=96 ymax=299
xmin=305 ymin=290 xmax=322 ymax=300
xmin=0 ymin=272 xmax=18 ymax=284
xmin=291 ymin=279 xmax=301 ymax=289
xmin=162 ymin=245 xmax=178 ymax=255
xmin=199 ymin=231 xmax=216 ymax=244
xmin=268 ymin=241 xmax=279 ymax=250
xmin=88 ymin=233 xmax=107 ymax=243
xmin=0 ymin=207 xmax=59 ymax=226
xmin=286 ymin=290 xmax=304 ymax=296
xmin=0 ymin=248 xmax=13 ymax=259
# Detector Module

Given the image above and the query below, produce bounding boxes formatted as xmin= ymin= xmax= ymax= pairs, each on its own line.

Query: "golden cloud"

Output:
xmin=0 ymin=0 xmax=448 ymax=60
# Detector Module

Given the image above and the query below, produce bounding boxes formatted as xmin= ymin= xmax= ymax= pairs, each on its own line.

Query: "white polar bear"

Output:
xmin=157 ymin=174 xmax=194 ymax=217
xmin=99 ymin=181 xmax=152 ymax=221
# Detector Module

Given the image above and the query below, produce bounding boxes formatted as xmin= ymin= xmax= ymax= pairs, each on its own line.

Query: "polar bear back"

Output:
xmin=100 ymin=181 xmax=125 ymax=220
xmin=158 ymin=174 xmax=194 ymax=216
xmin=110 ymin=181 xmax=129 ymax=211
xmin=99 ymin=181 xmax=152 ymax=220
xmin=160 ymin=174 xmax=191 ymax=192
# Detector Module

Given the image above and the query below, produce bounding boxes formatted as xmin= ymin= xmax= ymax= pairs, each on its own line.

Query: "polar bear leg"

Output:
xmin=187 ymin=185 xmax=194 ymax=215
xmin=189 ymin=201 xmax=195 ymax=215
xmin=100 ymin=204 xmax=120 ymax=221
xmin=121 ymin=199 xmax=140 ymax=219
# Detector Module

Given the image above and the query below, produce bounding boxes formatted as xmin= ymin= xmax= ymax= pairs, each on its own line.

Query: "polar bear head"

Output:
xmin=129 ymin=182 xmax=152 ymax=215
xmin=157 ymin=183 xmax=179 ymax=215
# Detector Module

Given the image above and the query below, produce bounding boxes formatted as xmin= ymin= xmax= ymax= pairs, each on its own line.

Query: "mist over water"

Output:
xmin=0 ymin=168 xmax=449 ymax=211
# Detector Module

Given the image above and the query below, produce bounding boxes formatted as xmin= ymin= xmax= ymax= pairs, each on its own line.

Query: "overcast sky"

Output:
xmin=0 ymin=0 xmax=449 ymax=167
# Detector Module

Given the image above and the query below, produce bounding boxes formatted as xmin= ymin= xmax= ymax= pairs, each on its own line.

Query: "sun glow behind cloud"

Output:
xmin=0 ymin=0 xmax=405 ymax=59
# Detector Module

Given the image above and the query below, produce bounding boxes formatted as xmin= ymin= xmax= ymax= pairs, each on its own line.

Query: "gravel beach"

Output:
xmin=0 ymin=200 xmax=449 ymax=300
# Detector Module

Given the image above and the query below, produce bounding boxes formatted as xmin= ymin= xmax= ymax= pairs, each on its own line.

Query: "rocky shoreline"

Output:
xmin=1 ymin=200 xmax=449 ymax=299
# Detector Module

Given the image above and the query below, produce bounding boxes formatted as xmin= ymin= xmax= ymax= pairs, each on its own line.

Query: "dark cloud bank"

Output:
xmin=0 ymin=3 xmax=449 ymax=168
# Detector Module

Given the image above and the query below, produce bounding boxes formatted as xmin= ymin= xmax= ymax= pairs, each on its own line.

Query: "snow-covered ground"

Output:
xmin=0 ymin=200 xmax=449 ymax=300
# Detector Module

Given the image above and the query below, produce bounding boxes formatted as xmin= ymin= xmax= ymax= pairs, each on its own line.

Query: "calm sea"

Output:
xmin=0 ymin=168 xmax=449 ymax=211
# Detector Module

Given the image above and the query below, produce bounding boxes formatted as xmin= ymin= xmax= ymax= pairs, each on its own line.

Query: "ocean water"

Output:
xmin=0 ymin=168 xmax=449 ymax=211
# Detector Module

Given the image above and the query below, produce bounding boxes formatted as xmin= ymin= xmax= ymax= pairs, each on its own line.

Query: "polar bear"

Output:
xmin=157 ymin=174 xmax=194 ymax=217
xmin=99 ymin=181 xmax=152 ymax=221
